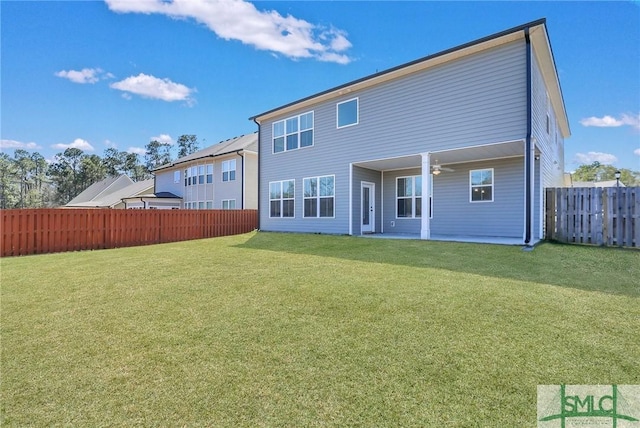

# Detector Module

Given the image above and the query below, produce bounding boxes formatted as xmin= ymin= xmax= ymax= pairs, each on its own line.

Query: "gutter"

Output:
xmin=152 ymin=149 xmax=245 ymax=172
xmin=253 ymin=118 xmax=261 ymax=231
xmin=524 ymin=26 xmax=532 ymax=245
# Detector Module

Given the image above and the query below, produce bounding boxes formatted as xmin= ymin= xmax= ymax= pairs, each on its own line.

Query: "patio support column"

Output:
xmin=420 ymin=152 xmax=431 ymax=240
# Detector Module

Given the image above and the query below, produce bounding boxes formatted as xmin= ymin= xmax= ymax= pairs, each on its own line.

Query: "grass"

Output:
xmin=1 ymin=232 xmax=639 ymax=427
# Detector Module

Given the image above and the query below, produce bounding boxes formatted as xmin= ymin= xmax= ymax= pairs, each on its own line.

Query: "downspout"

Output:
xmin=238 ymin=151 xmax=245 ymax=209
xmin=524 ymin=27 xmax=533 ymax=245
xmin=253 ymin=118 xmax=261 ymax=231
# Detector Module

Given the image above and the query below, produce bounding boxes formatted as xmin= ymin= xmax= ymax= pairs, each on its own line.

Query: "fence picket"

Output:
xmin=1 ymin=209 xmax=257 ymax=257
xmin=545 ymin=187 xmax=638 ymax=248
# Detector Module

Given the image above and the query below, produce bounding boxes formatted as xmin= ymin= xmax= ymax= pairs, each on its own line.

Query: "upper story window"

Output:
xmin=184 ymin=164 xmax=213 ymax=187
xmin=222 ymin=159 xmax=236 ymax=182
xmin=198 ymin=166 xmax=205 ymax=184
xmin=337 ymin=98 xmax=358 ymax=128
xmin=470 ymin=169 xmax=493 ymax=202
xmin=173 ymin=170 xmax=180 ymax=183
xmin=206 ymin=165 xmax=213 ymax=183
xmin=273 ymin=112 xmax=313 ymax=153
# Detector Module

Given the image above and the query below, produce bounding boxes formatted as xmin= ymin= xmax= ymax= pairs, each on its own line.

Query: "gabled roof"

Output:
xmin=250 ymin=18 xmax=570 ymax=138
xmin=66 ymin=175 xmax=133 ymax=205
xmin=153 ymin=132 xmax=258 ymax=172
xmin=66 ymin=177 xmax=154 ymax=208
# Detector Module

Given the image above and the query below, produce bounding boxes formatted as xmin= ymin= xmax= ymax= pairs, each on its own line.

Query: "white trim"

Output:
xmin=538 ymin=156 xmax=544 ymax=240
xmin=469 ymin=168 xmax=494 ymax=203
xmin=336 ymin=97 xmax=359 ymax=129
xmin=420 ymin=153 xmax=431 ymax=240
xmin=348 ymin=163 xmax=353 ymax=235
xmin=381 ymin=170 xmax=384 ymax=234
xmin=361 ymin=181 xmax=375 ymax=234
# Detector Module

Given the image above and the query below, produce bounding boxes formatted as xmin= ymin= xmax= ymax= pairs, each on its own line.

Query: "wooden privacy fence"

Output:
xmin=545 ymin=187 xmax=639 ymax=248
xmin=1 ymin=209 xmax=258 ymax=257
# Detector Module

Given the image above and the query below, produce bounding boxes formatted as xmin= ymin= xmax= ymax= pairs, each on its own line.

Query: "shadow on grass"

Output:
xmin=235 ymin=232 xmax=640 ymax=298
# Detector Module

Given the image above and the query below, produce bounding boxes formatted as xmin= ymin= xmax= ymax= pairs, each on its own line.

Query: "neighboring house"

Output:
xmin=251 ymin=19 xmax=570 ymax=245
xmin=65 ymin=175 xmax=154 ymax=209
xmin=570 ymin=180 xmax=625 ymax=188
xmin=152 ymin=132 xmax=258 ymax=209
xmin=121 ymin=191 xmax=182 ymax=209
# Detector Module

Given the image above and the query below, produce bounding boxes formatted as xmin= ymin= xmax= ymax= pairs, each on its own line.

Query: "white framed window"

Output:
xmin=269 ymin=180 xmax=295 ymax=218
xmin=273 ymin=112 xmax=313 ymax=153
xmin=174 ymin=170 xmax=180 ymax=183
xmin=222 ymin=199 xmax=236 ymax=210
xmin=184 ymin=169 xmax=188 ymax=186
xmin=198 ymin=201 xmax=205 ymax=209
xmin=337 ymin=98 xmax=359 ymax=128
xmin=470 ymin=169 xmax=494 ymax=202
xmin=396 ymin=176 xmax=423 ymax=219
xmin=206 ymin=201 xmax=213 ymax=209
xmin=303 ymin=175 xmax=334 ymax=218
xmin=206 ymin=165 xmax=213 ymax=183
xmin=222 ymin=159 xmax=236 ymax=182
xmin=197 ymin=166 xmax=205 ymax=184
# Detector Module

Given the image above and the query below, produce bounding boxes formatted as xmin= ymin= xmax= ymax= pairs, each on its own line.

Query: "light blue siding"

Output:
xmin=430 ymin=157 xmax=524 ymax=238
xmin=155 ymin=168 xmax=183 ymax=197
xmin=377 ymin=158 xmax=525 ymax=238
xmin=259 ymin=40 xmax=528 ymax=235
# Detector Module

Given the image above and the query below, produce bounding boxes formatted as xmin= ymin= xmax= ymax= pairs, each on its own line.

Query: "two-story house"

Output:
xmin=152 ymin=132 xmax=258 ymax=210
xmin=251 ymin=19 xmax=569 ymax=245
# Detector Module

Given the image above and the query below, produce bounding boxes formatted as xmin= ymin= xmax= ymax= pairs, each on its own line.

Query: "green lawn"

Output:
xmin=1 ymin=232 xmax=638 ymax=426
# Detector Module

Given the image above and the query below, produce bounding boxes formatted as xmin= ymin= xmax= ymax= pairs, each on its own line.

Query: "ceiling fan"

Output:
xmin=431 ymin=163 xmax=454 ymax=175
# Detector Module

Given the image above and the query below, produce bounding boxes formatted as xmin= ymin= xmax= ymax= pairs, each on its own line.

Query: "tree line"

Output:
xmin=571 ymin=162 xmax=640 ymax=187
xmin=0 ymin=135 xmax=200 ymax=209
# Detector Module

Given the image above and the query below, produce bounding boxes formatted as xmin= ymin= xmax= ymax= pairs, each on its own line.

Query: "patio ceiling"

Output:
xmin=353 ymin=140 xmax=527 ymax=171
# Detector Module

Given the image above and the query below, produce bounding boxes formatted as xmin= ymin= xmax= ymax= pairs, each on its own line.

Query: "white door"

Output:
xmin=361 ymin=182 xmax=375 ymax=233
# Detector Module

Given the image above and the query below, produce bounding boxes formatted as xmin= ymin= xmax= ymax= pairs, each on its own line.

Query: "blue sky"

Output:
xmin=2 ymin=1 xmax=639 ymax=172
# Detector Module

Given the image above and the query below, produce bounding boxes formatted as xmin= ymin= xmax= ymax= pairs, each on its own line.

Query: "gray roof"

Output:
xmin=66 ymin=177 xmax=154 ymax=208
xmin=66 ymin=175 xmax=133 ymax=205
xmin=153 ymin=132 xmax=258 ymax=172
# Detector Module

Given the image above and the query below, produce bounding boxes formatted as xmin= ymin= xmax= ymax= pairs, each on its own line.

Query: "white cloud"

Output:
xmin=574 ymin=151 xmax=618 ymax=165
xmin=51 ymin=138 xmax=95 ymax=151
xmin=150 ymin=134 xmax=174 ymax=145
xmin=105 ymin=139 xmax=118 ymax=148
xmin=105 ymin=0 xmax=353 ymax=64
xmin=0 ymin=139 xmax=42 ymax=150
xmin=55 ymin=68 xmax=113 ymax=84
xmin=580 ymin=113 xmax=640 ymax=130
xmin=127 ymin=147 xmax=147 ymax=155
xmin=110 ymin=73 xmax=195 ymax=104
xmin=634 ymin=148 xmax=640 ymax=156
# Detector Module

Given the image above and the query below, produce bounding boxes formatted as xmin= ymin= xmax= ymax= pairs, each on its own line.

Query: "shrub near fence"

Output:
xmin=1 ymin=209 xmax=258 ymax=257
xmin=545 ymin=187 xmax=639 ymax=248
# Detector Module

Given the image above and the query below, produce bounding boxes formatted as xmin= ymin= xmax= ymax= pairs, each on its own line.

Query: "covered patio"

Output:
xmin=350 ymin=139 xmax=538 ymax=244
